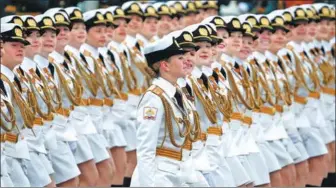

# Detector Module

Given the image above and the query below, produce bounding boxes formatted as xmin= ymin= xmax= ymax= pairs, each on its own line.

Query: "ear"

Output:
xmin=160 ymin=60 xmax=170 ymax=73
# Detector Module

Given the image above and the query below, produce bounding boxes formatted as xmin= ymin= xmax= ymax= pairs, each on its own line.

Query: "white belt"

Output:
xmin=52 ymin=114 xmax=77 ymax=142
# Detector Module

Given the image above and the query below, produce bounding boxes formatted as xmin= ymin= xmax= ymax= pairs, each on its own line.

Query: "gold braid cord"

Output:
xmin=41 ymin=67 xmax=62 ymax=110
xmin=1 ymin=74 xmax=35 ymax=129
xmin=254 ymin=61 xmax=277 ymax=105
xmin=68 ymin=51 xmax=99 ymax=97
xmin=223 ymin=64 xmax=255 ymax=110
xmin=90 ymin=55 xmax=113 ymax=97
xmin=125 ymin=44 xmax=152 ymax=88
xmin=190 ymin=78 xmax=217 ymax=124
xmin=207 ymin=76 xmax=231 ymax=120
xmin=288 ymin=47 xmax=316 ymax=93
xmin=50 ymin=59 xmax=83 ymax=106
xmin=17 ymin=68 xmax=54 ymax=120
xmin=248 ymin=60 xmax=263 ymax=109
xmin=0 ymin=93 xmax=16 ymax=132
xmin=117 ymin=49 xmax=138 ymax=92
xmin=149 ymin=86 xmax=191 ymax=148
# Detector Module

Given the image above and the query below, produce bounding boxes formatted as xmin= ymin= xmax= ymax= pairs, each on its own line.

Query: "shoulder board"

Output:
xmin=148 ymin=85 xmax=164 ymax=96
xmin=286 ymin=44 xmax=294 ymax=51
xmin=48 ymin=56 xmax=55 ymax=63
xmin=83 ymin=50 xmax=91 ymax=57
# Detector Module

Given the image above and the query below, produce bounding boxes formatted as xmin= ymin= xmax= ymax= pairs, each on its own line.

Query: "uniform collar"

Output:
xmin=277 ymin=48 xmax=290 ymax=56
xmin=287 ymin=41 xmax=303 ymax=52
xmin=152 ymin=77 xmax=177 ymax=98
xmin=252 ymin=51 xmax=266 ymax=63
xmin=21 ymin=57 xmax=37 ymax=72
xmin=0 ymin=64 xmax=15 ymax=82
xmin=80 ymin=43 xmax=99 ymax=58
xmin=211 ymin=60 xmax=222 ymax=70
xmin=191 ymin=66 xmax=203 ymax=78
xmin=177 ymin=77 xmax=187 ymax=88
xmin=313 ymin=39 xmax=322 ymax=48
xmin=330 ymin=37 xmax=335 ymax=44
xmin=265 ymin=50 xmax=278 ymax=62
xmin=220 ymin=52 xmax=234 ymax=64
xmin=49 ymin=51 xmax=64 ymax=64
xmin=65 ymin=45 xmax=80 ymax=58
xmin=124 ymin=35 xmax=137 ymax=48
xmin=108 ymin=40 xmax=122 ymax=51
xmin=34 ymin=54 xmax=49 ymax=68
xmin=202 ymin=65 xmax=213 ymax=77
xmin=136 ymin=34 xmax=149 ymax=47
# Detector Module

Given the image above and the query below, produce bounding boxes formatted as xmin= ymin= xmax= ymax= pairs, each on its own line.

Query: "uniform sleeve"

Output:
xmin=136 ymin=92 xmax=164 ymax=187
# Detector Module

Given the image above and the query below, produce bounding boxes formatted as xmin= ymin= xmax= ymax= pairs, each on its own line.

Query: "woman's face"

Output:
xmin=292 ymin=23 xmax=307 ymax=41
xmin=183 ymin=48 xmax=196 ymax=75
xmin=216 ymin=29 xmax=229 ymax=54
xmin=239 ymin=36 xmax=253 ymax=60
xmin=226 ymin=31 xmax=243 ymax=55
xmin=25 ymin=30 xmax=41 ymax=56
xmin=158 ymin=15 xmax=172 ymax=36
xmin=56 ymin=26 xmax=70 ymax=48
xmin=195 ymin=41 xmax=212 ymax=66
xmin=113 ymin=19 xmax=128 ymax=42
xmin=184 ymin=13 xmax=197 ymax=26
xmin=128 ymin=15 xmax=143 ymax=35
xmin=196 ymin=10 xmax=205 ymax=23
xmin=142 ymin=17 xmax=158 ymax=38
xmin=40 ymin=30 xmax=57 ymax=54
xmin=106 ymin=26 xmax=114 ymax=42
xmin=270 ymin=29 xmax=286 ymax=50
xmin=163 ymin=54 xmax=187 ymax=79
xmin=285 ymin=24 xmax=294 ymax=42
xmin=328 ymin=20 xmax=335 ymax=39
xmin=87 ymin=25 xmax=106 ymax=48
xmin=3 ymin=41 xmax=25 ymax=66
xmin=306 ymin=22 xmax=317 ymax=38
xmin=170 ymin=17 xmax=179 ymax=32
xmin=70 ymin=22 xmax=87 ymax=45
xmin=317 ymin=20 xmax=329 ymax=40
xmin=257 ymin=30 xmax=271 ymax=52
xmin=0 ymin=40 xmax=4 ymax=59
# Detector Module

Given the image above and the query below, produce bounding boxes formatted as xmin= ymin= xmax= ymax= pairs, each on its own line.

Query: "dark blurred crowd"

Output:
xmin=1 ymin=0 xmax=334 ymax=17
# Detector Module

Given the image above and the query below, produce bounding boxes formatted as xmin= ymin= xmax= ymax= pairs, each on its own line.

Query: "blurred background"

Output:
xmin=1 ymin=0 xmax=334 ymax=17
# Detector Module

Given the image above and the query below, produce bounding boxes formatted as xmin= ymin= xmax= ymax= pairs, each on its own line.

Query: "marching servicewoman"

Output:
xmin=1 ymin=1 xmax=336 ymax=187
xmin=1 ymin=23 xmax=32 ymax=187
xmin=62 ymin=7 xmax=101 ymax=187
xmin=131 ymin=33 xmax=194 ymax=187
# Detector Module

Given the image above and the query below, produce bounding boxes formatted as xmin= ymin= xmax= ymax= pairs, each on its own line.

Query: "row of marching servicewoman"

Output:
xmin=0 ymin=0 xmax=335 ymax=187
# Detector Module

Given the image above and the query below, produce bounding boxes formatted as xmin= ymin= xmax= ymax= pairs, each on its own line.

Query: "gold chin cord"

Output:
xmin=1 ymin=74 xmax=35 ymax=129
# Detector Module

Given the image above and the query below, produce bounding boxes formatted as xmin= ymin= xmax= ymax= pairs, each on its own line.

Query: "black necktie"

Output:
xmin=200 ymin=73 xmax=209 ymax=89
xmin=107 ymin=50 xmax=120 ymax=72
xmin=212 ymin=71 xmax=219 ymax=83
xmin=0 ymin=80 xmax=7 ymax=96
xmin=185 ymin=83 xmax=192 ymax=97
xmin=220 ymin=67 xmax=227 ymax=79
xmin=174 ymin=89 xmax=184 ymax=110
xmin=48 ymin=63 xmax=55 ymax=77
xmin=14 ymin=75 xmax=22 ymax=92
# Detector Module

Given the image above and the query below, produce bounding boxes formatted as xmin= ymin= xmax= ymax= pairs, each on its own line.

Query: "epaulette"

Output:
xmin=83 ymin=50 xmax=91 ymax=56
xmin=148 ymin=85 xmax=164 ymax=96
xmin=286 ymin=44 xmax=294 ymax=51
xmin=48 ymin=56 xmax=55 ymax=63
